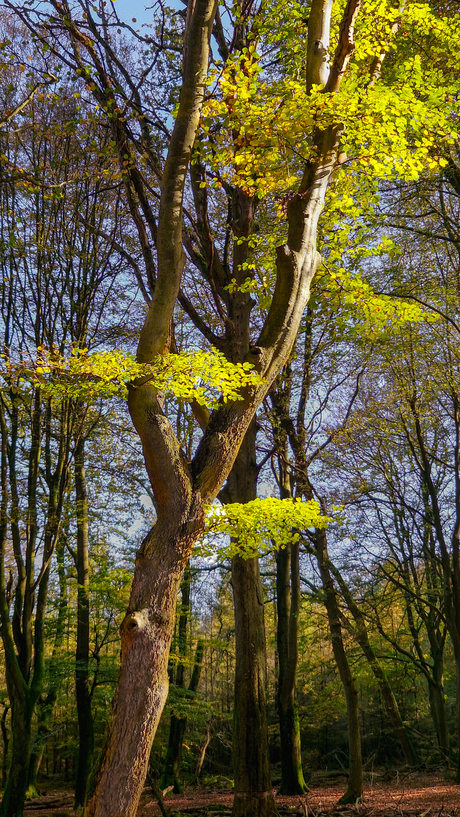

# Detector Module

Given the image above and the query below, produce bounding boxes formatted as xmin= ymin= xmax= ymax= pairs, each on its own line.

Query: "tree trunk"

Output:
xmin=0 ymin=692 xmax=33 ymax=817
xmin=314 ymin=527 xmax=363 ymax=804
xmin=83 ymin=522 xmax=195 ymax=817
xmin=195 ymin=721 xmax=211 ymax=783
xmin=160 ymin=635 xmax=205 ymax=793
xmin=225 ymin=428 xmax=275 ymax=817
xmin=1 ymin=706 xmax=9 ymax=789
xmin=364 ymin=647 xmax=416 ymax=766
xmin=28 ymin=535 xmax=69 ymax=796
xmin=232 ymin=555 xmax=274 ymax=817
xmin=428 ymin=679 xmax=449 ymax=759
xmin=277 ymin=542 xmax=308 ymax=794
xmin=160 ymin=716 xmax=187 ymax=794
xmin=329 ymin=561 xmax=417 ymax=766
xmin=27 ymin=690 xmax=57 ymax=798
xmin=74 ymin=438 xmax=94 ymax=809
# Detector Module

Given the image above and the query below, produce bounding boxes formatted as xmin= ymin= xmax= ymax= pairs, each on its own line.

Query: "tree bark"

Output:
xmin=160 ymin=564 xmax=204 ymax=795
xmin=74 ymin=436 xmax=95 ymax=809
xmin=0 ymin=692 xmax=33 ymax=817
xmin=277 ymin=542 xmax=308 ymax=794
xmin=27 ymin=690 xmax=57 ymax=799
xmin=1 ymin=706 xmax=9 ymax=790
xmin=84 ymin=522 xmax=195 ymax=817
xmin=329 ymin=562 xmax=417 ymax=766
xmin=428 ymin=678 xmax=449 ymax=759
xmin=225 ymin=427 xmax=275 ymax=817
xmin=78 ymin=0 xmax=354 ymax=809
xmin=314 ymin=527 xmax=363 ymax=804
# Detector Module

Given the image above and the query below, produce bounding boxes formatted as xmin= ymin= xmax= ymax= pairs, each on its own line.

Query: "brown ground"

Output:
xmin=22 ymin=775 xmax=460 ymax=817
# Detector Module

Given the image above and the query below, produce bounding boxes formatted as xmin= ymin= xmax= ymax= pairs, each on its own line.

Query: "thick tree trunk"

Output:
xmin=83 ymin=521 xmax=194 ymax=817
xmin=428 ymin=678 xmax=449 ymax=759
xmin=224 ymin=428 xmax=275 ymax=817
xmin=314 ymin=527 xmax=363 ymax=804
xmin=1 ymin=706 xmax=9 ymax=789
xmin=232 ymin=555 xmax=274 ymax=817
xmin=277 ymin=543 xmax=308 ymax=794
xmin=74 ymin=438 xmax=94 ymax=809
xmin=0 ymin=694 xmax=33 ymax=817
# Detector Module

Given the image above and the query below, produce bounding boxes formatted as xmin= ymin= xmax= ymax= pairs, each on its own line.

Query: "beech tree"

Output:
xmin=6 ymin=1 xmax=460 ymax=815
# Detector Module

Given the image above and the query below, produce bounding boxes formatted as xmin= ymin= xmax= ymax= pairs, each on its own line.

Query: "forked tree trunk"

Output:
xmin=79 ymin=0 xmax=355 ymax=811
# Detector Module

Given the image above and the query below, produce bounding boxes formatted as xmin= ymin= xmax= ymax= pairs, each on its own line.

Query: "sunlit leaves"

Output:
xmin=200 ymin=497 xmax=330 ymax=559
xmin=30 ymin=346 xmax=261 ymax=406
xmin=197 ymin=0 xmax=459 ymax=198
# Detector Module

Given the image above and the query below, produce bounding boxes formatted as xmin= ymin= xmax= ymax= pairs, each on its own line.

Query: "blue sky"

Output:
xmin=109 ymin=0 xmax=182 ymax=26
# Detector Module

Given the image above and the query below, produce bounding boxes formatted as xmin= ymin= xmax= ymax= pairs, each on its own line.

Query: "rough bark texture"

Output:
xmin=160 ymin=565 xmax=204 ymax=794
xmin=225 ymin=428 xmax=275 ymax=817
xmin=84 ymin=526 xmax=196 ymax=817
xmin=78 ymin=0 xmax=357 ymax=809
xmin=0 ymin=695 xmax=33 ymax=817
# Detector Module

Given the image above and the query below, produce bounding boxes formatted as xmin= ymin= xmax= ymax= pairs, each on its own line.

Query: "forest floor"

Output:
xmin=22 ymin=773 xmax=460 ymax=817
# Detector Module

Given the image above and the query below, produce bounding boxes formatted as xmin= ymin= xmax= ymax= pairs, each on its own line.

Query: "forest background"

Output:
xmin=0 ymin=0 xmax=459 ymax=816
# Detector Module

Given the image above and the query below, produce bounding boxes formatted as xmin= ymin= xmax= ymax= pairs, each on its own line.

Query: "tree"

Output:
xmin=7 ymin=1 xmax=460 ymax=815
xmin=160 ymin=564 xmax=205 ymax=794
xmin=0 ymin=26 xmax=141 ymax=812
